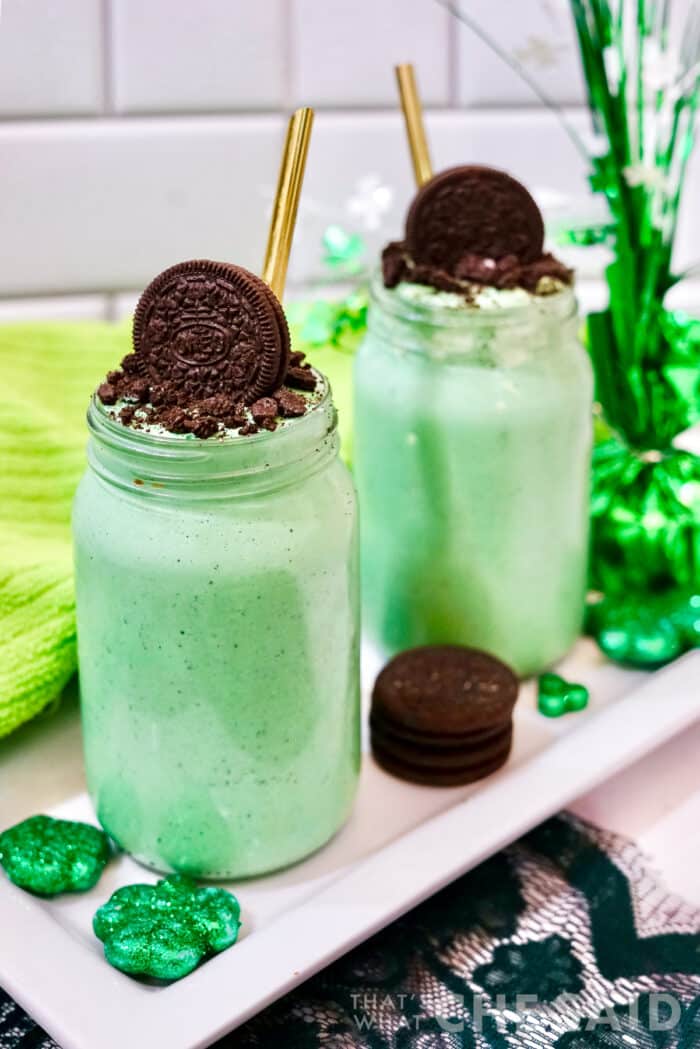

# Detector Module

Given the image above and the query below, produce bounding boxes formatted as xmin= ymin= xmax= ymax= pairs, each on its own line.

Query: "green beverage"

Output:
xmin=354 ymin=278 xmax=592 ymax=677
xmin=74 ymin=379 xmax=360 ymax=878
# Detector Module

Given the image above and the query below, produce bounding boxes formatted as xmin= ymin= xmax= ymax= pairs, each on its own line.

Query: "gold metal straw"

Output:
xmin=395 ymin=63 xmax=432 ymax=187
xmin=262 ymin=107 xmax=314 ymax=301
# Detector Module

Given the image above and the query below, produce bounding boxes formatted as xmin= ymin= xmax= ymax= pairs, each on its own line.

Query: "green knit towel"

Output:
xmin=0 ymin=313 xmax=356 ymax=740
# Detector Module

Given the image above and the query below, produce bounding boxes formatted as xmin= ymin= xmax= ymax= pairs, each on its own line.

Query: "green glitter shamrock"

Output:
xmin=93 ymin=873 xmax=241 ymax=981
xmin=538 ymin=674 xmax=589 ymax=718
xmin=0 ymin=814 xmax=111 ymax=896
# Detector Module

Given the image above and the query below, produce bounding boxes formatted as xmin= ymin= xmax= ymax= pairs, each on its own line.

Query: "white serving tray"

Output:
xmin=1 ymin=643 xmax=699 ymax=1049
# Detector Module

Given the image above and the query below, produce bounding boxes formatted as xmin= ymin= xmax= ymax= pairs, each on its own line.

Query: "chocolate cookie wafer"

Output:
xmin=373 ymin=645 xmax=518 ymax=734
xmin=371 ymin=722 xmax=513 ymax=771
xmin=370 ymin=645 xmax=518 ymax=787
xmin=132 ymin=259 xmax=290 ymax=404
xmin=369 ymin=711 xmax=510 ymax=750
xmin=372 ymin=734 xmax=513 ymax=787
xmin=405 ymin=165 xmax=545 ymax=271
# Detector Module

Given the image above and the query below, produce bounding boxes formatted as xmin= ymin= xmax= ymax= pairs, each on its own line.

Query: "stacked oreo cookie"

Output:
xmin=370 ymin=646 xmax=518 ymax=786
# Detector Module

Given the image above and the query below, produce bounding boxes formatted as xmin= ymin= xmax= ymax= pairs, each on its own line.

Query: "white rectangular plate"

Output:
xmin=2 ymin=644 xmax=700 ymax=1049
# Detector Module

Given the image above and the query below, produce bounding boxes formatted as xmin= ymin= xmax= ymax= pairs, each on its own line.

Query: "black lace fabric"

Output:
xmin=3 ymin=815 xmax=700 ymax=1049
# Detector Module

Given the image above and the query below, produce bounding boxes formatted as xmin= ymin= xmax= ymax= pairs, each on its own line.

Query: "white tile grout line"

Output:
xmin=0 ymin=104 xmax=595 ymax=125
xmin=104 ymin=294 xmax=118 ymax=323
xmin=2 ymin=279 xmax=699 ymax=314
xmin=444 ymin=0 xmax=460 ymax=107
xmin=282 ymin=0 xmax=296 ymax=113
xmin=100 ymin=0 xmax=115 ymax=116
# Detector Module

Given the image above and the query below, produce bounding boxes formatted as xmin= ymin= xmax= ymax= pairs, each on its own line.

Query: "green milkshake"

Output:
xmin=354 ymin=175 xmax=593 ymax=677
xmin=74 ymin=259 xmax=360 ymax=878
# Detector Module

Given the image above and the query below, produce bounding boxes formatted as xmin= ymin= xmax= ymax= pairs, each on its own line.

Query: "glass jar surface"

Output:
xmin=353 ymin=278 xmax=593 ymax=677
xmin=73 ymin=383 xmax=360 ymax=879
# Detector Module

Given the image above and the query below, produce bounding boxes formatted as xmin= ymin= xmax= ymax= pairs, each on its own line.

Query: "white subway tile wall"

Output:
xmin=0 ymin=0 xmax=699 ymax=318
xmin=110 ymin=1 xmax=287 ymax=113
xmin=0 ymin=117 xmax=283 ymax=295
xmin=456 ymin=0 xmax=586 ymax=105
xmin=291 ymin=0 xmax=451 ymax=106
xmin=0 ymin=0 xmax=104 ymax=116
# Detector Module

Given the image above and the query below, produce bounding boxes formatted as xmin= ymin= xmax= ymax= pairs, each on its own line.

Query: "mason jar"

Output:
xmin=354 ymin=277 xmax=593 ymax=677
xmin=73 ymin=380 xmax=360 ymax=879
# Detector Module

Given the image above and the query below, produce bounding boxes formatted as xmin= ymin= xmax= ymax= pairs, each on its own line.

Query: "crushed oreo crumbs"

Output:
xmin=382 ymin=241 xmax=572 ymax=301
xmin=99 ymin=347 xmax=321 ymax=440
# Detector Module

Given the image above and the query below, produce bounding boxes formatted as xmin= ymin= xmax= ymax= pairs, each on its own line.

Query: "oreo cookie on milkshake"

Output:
xmin=384 ymin=66 xmax=572 ymax=299
xmin=370 ymin=646 xmax=518 ymax=786
xmin=94 ymin=109 xmax=319 ymax=440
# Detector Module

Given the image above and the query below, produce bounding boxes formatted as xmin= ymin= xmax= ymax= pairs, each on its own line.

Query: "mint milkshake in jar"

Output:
xmin=354 ymin=166 xmax=593 ymax=677
xmin=74 ymin=254 xmax=360 ymax=879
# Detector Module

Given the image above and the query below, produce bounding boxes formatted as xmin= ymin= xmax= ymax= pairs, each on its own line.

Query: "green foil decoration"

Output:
xmin=295 ymin=288 xmax=368 ymax=351
xmin=93 ymin=873 xmax=241 ymax=981
xmin=538 ymin=674 xmax=590 ymax=717
xmin=586 ymin=588 xmax=700 ymax=666
xmin=569 ymin=1 xmax=700 ymax=666
xmin=590 ymin=438 xmax=700 ymax=592
xmin=0 ymin=814 xmax=111 ymax=896
xmin=322 ymin=224 xmax=367 ymax=276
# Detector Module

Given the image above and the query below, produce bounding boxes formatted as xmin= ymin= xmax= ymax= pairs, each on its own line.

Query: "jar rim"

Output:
xmin=88 ymin=374 xmax=333 ymax=453
xmin=85 ymin=373 xmax=339 ymax=496
xmin=369 ymin=269 xmax=578 ymax=330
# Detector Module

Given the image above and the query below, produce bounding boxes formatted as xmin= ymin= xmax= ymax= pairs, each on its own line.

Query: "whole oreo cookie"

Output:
xmin=373 ymin=645 xmax=518 ymax=735
xmin=370 ymin=645 xmax=518 ymax=787
xmin=405 ymin=165 xmax=545 ymax=271
xmin=132 ymin=260 xmax=290 ymax=404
